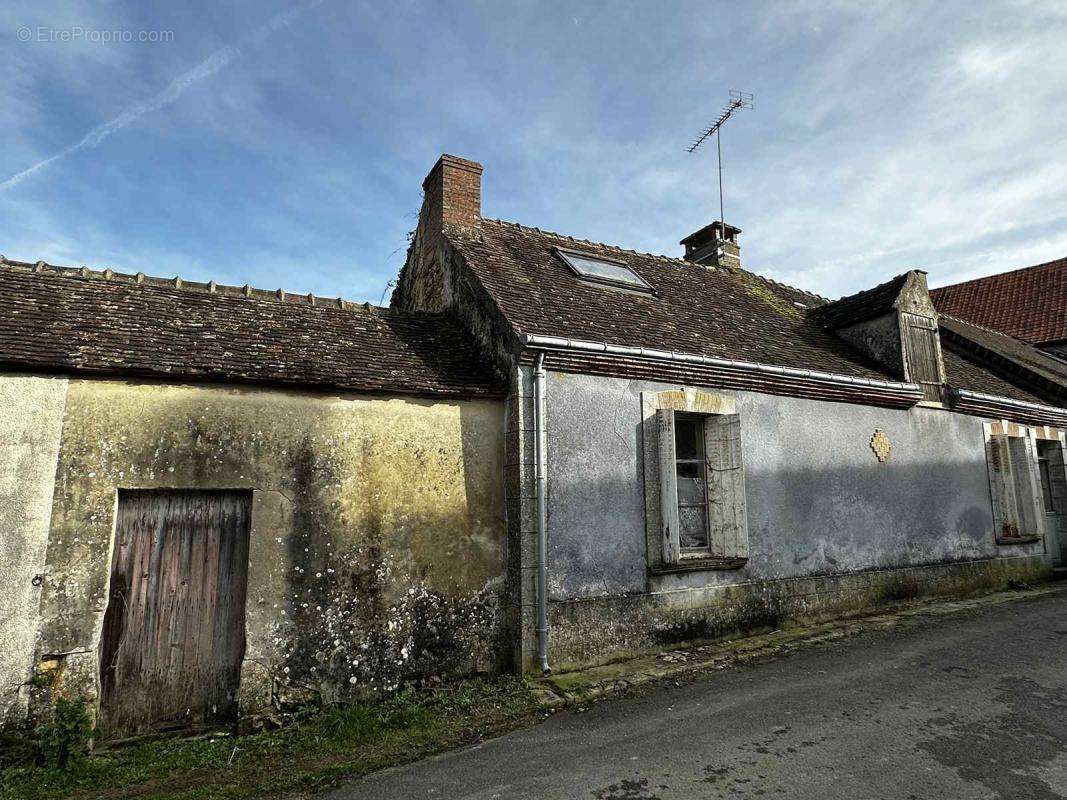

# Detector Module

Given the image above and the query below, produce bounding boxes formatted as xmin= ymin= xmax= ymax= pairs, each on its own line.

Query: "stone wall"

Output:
xmin=7 ymin=376 xmax=506 ymax=726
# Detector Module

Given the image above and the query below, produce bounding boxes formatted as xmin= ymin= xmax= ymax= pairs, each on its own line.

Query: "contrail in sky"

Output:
xmin=0 ymin=1 xmax=321 ymax=193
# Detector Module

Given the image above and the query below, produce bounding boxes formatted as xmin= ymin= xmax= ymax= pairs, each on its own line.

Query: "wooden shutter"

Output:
xmin=1047 ymin=441 xmax=1067 ymax=513
xmin=902 ymin=313 xmax=943 ymax=403
xmin=988 ymin=434 xmax=1043 ymax=539
xmin=704 ymin=413 xmax=749 ymax=558
xmin=657 ymin=408 xmax=680 ymax=564
xmin=1007 ymin=436 xmax=1042 ymax=537
xmin=988 ymin=434 xmax=1019 ymax=538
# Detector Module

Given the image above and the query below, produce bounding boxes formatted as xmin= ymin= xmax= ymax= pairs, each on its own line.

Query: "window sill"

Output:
xmin=995 ymin=535 xmax=1041 ymax=546
xmin=650 ymin=556 xmax=748 ymax=575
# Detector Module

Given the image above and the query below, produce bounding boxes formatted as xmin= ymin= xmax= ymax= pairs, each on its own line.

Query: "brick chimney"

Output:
xmin=421 ymin=154 xmax=482 ymax=234
xmin=394 ymin=154 xmax=483 ymax=312
xmin=680 ymin=221 xmax=742 ymax=270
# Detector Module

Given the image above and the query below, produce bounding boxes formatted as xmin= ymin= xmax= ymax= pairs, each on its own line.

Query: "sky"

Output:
xmin=2 ymin=1 xmax=1066 ymax=304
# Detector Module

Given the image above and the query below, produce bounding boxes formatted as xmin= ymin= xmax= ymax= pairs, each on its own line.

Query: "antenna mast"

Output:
xmin=687 ymin=90 xmax=754 ymax=241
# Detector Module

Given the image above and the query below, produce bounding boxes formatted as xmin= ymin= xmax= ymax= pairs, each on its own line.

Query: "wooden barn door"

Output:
xmin=98 ymin=490 xmax=252 ymax=740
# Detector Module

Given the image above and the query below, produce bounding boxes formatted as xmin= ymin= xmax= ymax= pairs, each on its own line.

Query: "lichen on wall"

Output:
xmin=36 ymin=379 xmax=506 ymax=722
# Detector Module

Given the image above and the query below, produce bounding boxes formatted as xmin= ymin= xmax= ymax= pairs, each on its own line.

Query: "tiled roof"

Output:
xmin=811 ymin=273 xmax=908 ymax=330
xmin=939 ymin=346 xmax=1052 ymax=406
xmin=445 ymin=219 xmax=1058 ymax=408
xmin=0 ymin=258 xmax=504 ymax=398
xmin=447 ymin=219 xmax=891 ymax=382
xmin=938 ymin=315 xmax=1067 ymax=406
xmin=931 ymin=257 xmax=1067 ymax=346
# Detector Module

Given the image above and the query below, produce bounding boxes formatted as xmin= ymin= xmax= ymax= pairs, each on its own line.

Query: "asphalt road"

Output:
xmin=328 ymin=590 xmax=1067 ymax=800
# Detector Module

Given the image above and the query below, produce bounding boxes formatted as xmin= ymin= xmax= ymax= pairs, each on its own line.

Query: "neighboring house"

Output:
xmin=2 ymin=153 xmax=1066 ymax=737
xmin=932 ymin=257 xmax=1067 ymax=359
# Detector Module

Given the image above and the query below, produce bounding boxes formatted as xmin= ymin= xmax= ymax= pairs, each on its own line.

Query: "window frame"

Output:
xmin=674 ymin=412 xmax=711 ymax=554
xmin=642 ymin=389 xmax=749 ymax=573
xmin=983 ymin=422 xmax=1051 ymax=545
xmin=554 ymin=246 xmax=653 ymax=293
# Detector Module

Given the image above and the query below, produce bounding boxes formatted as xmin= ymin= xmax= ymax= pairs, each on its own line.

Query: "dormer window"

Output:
xmin=555 ymin=247 xmax=652 ymax=293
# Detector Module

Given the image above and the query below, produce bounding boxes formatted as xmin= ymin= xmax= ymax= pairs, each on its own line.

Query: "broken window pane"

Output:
xmin=675 ymin=417 xmax=701 ymax=460
xmin=679 ymin=505 xmax=708 ymax=549
xmin=677 ymin=463 xmax=706 ymax=506
xmin=675 ymin=413 xmax=709 ymax=551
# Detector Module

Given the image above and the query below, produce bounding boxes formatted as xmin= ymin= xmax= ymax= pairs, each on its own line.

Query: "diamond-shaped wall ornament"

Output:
xmin=870 ymin=428 xmax=892 ymax=463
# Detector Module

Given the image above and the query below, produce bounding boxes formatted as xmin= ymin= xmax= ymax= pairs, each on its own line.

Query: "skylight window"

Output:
xmin=555 ymin=247 xmax=652 ymax=292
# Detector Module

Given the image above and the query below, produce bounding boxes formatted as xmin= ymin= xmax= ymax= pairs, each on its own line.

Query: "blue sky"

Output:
xmin=3 ymin=1 xmax=1066 ymax=303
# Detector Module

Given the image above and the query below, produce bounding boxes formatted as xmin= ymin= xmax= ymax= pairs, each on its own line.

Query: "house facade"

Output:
xmin=393 ymin=155 xmax=1067 ymax=673
xmin=2 ymin=153 xmax=1066 ymax=736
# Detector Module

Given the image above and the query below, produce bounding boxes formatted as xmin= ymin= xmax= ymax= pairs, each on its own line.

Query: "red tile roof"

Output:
xmin=931 ymin=257 xmax=1067 ymax=346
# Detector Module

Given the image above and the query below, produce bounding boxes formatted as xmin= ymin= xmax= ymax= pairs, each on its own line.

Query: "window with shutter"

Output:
xmin=655 ymin=405 xmax=748 ymax=565
xmin=986 ymin=431 xmax=1044 ymax=542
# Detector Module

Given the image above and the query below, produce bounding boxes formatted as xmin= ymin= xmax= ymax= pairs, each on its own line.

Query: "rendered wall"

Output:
xmin=0 ymin=376 xmax=68 ymax=722
xmin=27 ymin=378 xmax=506 ymax=724
xmin=540 ymin=370 xmax=1048 ymax=667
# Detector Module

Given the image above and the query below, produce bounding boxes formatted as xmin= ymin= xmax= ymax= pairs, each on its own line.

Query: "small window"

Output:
xmin=675 ymin=414 xmax=709 ymax=550
xmin=656 ymin=406 xmax=748 ymax=566
xmin=555 ymin=247 xmax=652 ymax=292
xmin=1037 ymin=440 xmax=1065 ymax=513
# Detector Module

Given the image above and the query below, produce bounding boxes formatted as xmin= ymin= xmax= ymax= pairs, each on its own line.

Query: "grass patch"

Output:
xmin=0 ymin=677 xmax=537 ymax=800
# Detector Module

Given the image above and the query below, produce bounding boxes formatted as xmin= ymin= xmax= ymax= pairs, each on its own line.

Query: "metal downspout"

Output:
xmin=533 ymin=353 xmax=551 ymax=675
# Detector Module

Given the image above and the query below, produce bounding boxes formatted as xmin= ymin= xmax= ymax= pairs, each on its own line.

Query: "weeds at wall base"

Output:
xmin=0 ymin=676 xmax=537 ymax=800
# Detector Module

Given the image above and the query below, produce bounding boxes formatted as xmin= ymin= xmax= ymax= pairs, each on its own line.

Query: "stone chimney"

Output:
xmin=680 ymin=221 xmax=742 ymax=270
xmin=394 ymin=154 xmax=483 ymax=312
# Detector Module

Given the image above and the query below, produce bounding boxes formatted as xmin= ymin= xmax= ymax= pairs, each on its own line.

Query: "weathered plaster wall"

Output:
xmin=34 ymin=379 xmax=506 ymax=720
xmin=0 ymin=375 xmax=68 ymax=721
xmin=837 ymin=313 xmax=905 ymax=379
xmin=540 ymin=370 xmax=1048 ymax=667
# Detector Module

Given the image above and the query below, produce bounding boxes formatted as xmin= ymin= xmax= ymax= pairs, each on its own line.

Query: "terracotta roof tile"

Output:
xmin=939 ymin=346 xmax=1052 ymax=405
xmin=932 ymin=257 xmax=1067 ymax=345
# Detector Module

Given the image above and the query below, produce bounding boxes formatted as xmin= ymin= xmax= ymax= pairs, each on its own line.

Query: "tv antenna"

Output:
xmin=687 ymin=90 xmax=754 ymax=239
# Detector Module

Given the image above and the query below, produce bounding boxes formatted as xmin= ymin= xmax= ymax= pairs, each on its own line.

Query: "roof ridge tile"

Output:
xmin=0 ymin=253 xmax=377 ymax=312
